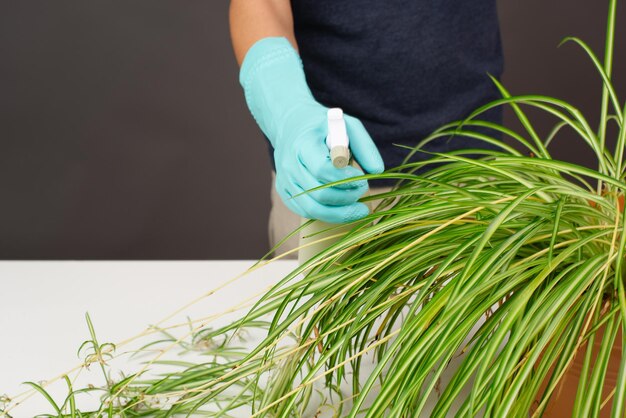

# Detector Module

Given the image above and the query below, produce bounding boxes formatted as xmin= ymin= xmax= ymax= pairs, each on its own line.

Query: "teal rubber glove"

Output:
xmin=239 ymin=37 xmax=384 ymax=223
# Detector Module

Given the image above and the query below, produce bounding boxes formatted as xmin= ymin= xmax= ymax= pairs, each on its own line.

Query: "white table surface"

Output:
xmin=1 ymin=261 xmax=474 ymax=417
xmin=0 ymin=260 xmax=298 ymax=417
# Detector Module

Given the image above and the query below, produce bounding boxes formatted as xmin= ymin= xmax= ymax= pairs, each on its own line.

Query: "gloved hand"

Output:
xmin=239 ymin=37 xmax=384 ymax=223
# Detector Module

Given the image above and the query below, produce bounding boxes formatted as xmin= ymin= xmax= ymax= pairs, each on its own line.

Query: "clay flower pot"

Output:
xmin=532 ymin=316 xmax=623 ymax=417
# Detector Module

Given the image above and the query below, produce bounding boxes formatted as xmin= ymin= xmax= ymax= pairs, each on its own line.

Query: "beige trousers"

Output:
xmin=268 ymin=172 xmax=392 ymax=259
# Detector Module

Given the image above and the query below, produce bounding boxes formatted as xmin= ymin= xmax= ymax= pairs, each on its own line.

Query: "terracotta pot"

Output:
xmin=531 ymin=319 xmax=622 ymax=417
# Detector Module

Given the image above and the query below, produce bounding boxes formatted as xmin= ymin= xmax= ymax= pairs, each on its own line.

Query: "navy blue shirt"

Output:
xmin=274 ymin=1 xmax=504 ymax=185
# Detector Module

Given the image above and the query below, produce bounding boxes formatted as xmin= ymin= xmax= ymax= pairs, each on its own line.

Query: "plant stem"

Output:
xmin=599 ymin=0 xmax=617 ymax=184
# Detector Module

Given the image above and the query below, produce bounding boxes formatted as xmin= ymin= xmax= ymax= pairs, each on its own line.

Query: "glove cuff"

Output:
xmin=239 ymin=37 xmax=301 ymax=88
xmin=238 ymin=37 xmax=314 ymax=145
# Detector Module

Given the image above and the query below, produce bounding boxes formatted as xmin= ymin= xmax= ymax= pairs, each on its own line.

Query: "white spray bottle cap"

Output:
xmin=326 ymin=108 xmax=351 ymax=168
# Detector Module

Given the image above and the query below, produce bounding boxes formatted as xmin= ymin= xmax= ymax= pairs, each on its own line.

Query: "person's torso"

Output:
xmin=291 ymin=0 xmax=504 ymax=171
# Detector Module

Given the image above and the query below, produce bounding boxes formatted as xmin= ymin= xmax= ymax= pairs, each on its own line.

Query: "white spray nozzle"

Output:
xmin=326 ymin=108 xmax=351 ymax=168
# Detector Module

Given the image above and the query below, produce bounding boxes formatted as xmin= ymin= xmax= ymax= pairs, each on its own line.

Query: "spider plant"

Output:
xmin=5 ymin=0 xmax=624 ymax=416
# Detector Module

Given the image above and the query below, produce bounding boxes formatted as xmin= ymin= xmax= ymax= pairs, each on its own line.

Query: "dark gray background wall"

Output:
xmin=0 ymin=1 xmax=624 ymax=259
